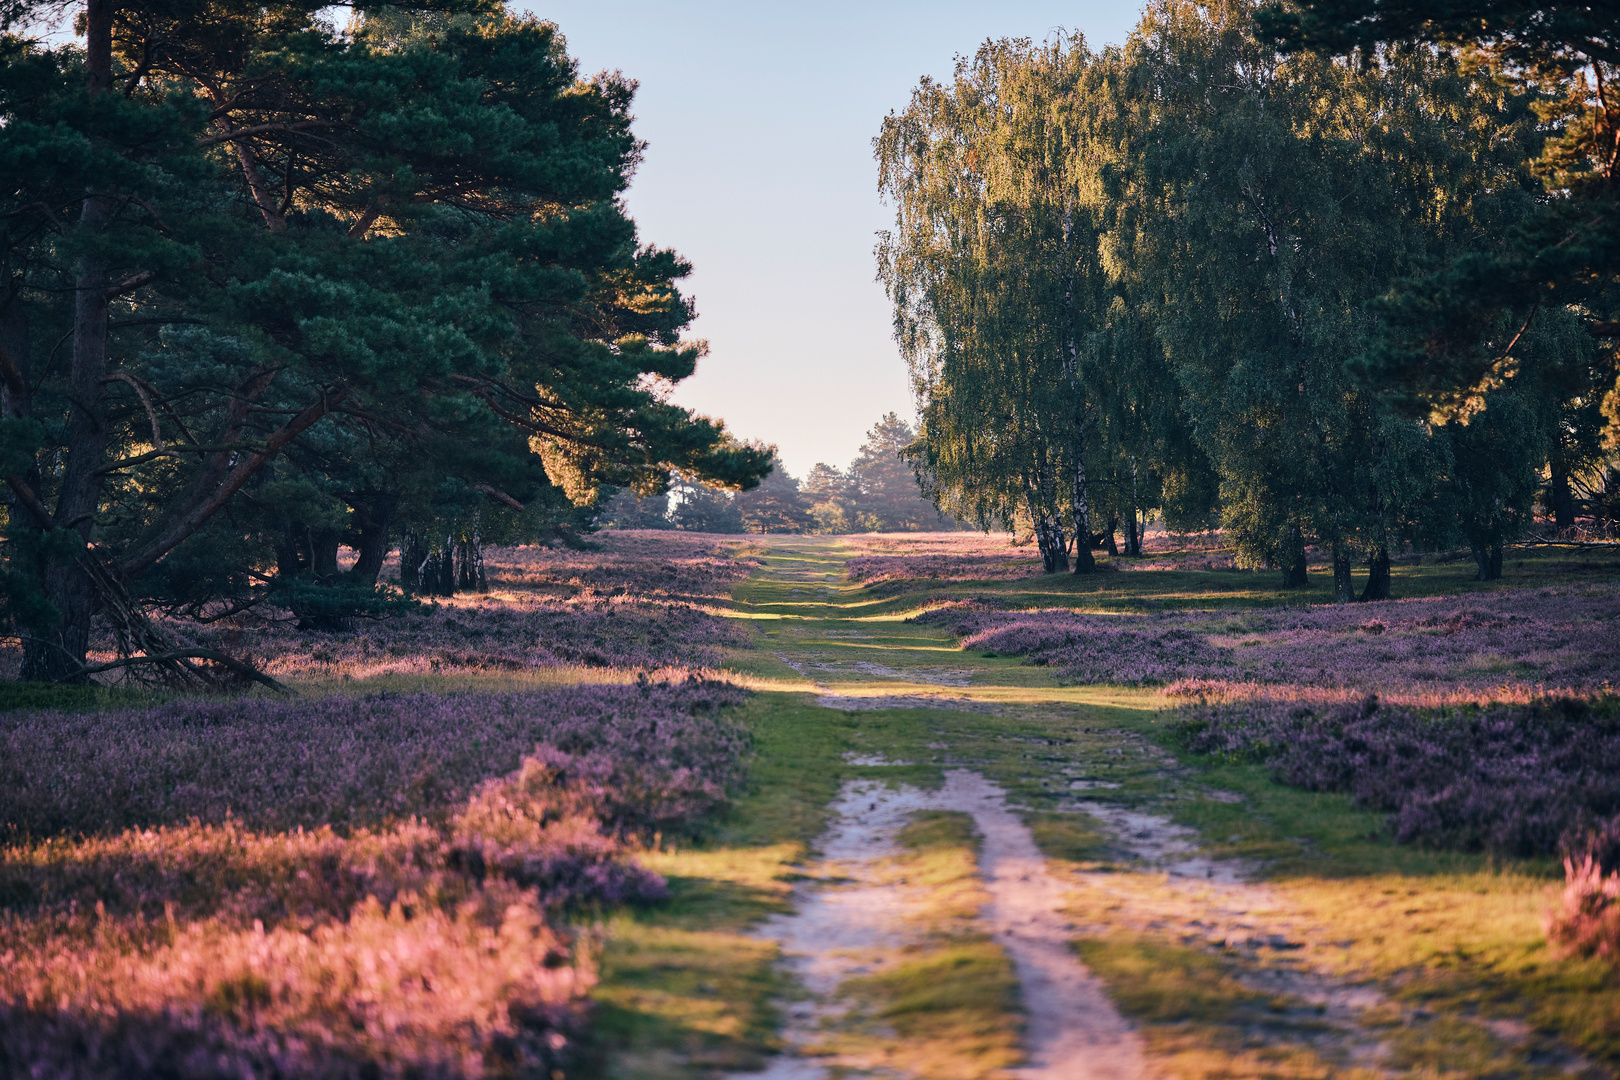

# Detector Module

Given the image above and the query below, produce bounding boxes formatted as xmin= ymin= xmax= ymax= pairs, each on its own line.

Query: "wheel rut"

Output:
xmin=735 ymin=765 xmax=1150 ymax=1080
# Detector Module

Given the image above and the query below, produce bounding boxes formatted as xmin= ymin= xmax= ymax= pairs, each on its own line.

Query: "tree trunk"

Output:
xmin=1104 ymin=513 xmax=1120 ymax=557
xmin=1125 ymin=506 xmax=1141 ymax=558
xmin=399 ymin=530 xmax=428 ymax=593
xmin=349 ymin=494 xmax=399 ymax=586
xmin=418 ymin=551 xmax=442 ymax=594
xmin=1024 ymin=469 xmax=1068 ymax=574
xmin=1550 ymin=462 xmax=1576 ymax=530
xmin=438 ymin=536 xmax=457 ymax=595
xmin=274 ymin=522 xmax=307 ymax=580
xmin=1069 ymin=453 xmax=1094 ymax=575
xmin=1472 ymin=542 xmax=1504 ymax=582
xmin=22 ymin=43 xmax=115 ymax=680
xmin=0 ymin=298 xmax=54 ymax=661
xmin=1332 ymin=545 xmax=1354 ymax=604
xmin=1031 ymin=512 xmax=1065 ymax=574
xmin=456 ymin=534 xmax=487 ymax=592
xmin=1279 ymin=526 xmax=1309 ymax=589
xmin=309 ymin=528 xmax=341 ymax=582
xmin=1359 ymin=546 xmax=1391 ymax=601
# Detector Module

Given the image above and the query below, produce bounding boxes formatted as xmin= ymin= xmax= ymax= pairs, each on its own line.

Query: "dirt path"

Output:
xmin=943 ymin=769 xmax=1151 ymax=1080
xmin=739 ymin=763 xmax=1150 ymax=1079
xmin=741 ymin=777 xmax=924 ymax=1079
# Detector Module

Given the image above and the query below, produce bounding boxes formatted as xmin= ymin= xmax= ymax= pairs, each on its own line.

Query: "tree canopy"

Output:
xmin=1256 ymin=0 xmax=1620 ymax=436
xmin=878 ymin=0 xmax=1598 ymax=589
xmin=0 ymin=0 xmax=768 ymax=681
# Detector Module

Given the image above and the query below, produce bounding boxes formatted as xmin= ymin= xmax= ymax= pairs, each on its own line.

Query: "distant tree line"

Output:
xmin=597 ymin=412 xmax=967 ymax=534
xmin=877 ymin=0 xmax=1619 ymax=593
xmin=0 ymin=0 xmax=770 ymax=679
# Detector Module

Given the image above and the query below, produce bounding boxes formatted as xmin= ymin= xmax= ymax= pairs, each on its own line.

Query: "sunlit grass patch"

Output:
xmin=1026 ymin=810 xmax=1113 ymax=865
xmin=843 ymin=937 xmax=1023 ymax=1080
xmin=1070 ymin=920 xmax=1390 ymax=1080
xmin=636 ymin=843 xmax=802 ymax=930
xmin=896 ymin=811 xmax=988 ymax=923
xmin=590 ymin=919 xmax=788 ymax=1077
xmin=1076 ymin=935 xmax=1285 ymax=1023
xmin=1276 ymin=872 xmax=1620 ymax=1067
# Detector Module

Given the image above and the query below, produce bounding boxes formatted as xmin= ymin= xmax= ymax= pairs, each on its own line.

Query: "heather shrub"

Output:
xmin=1546 ymin=858 xmax=1620 ymax=963
xmin=939 ymin=611 xmax=1241 ymax=684
xmin=449 ymin=749 xmax=670 ymax=907
xmin=0 ymin=819 xmax=449 ymax=927
xmin=848 ymin=553 xmax=1042 ymax=594
xmin=0 ymin=880 xmax=588 ymax=1080
xmin=1562 ymin=813 xmax=1620 ymax=877
xmin=225 ymin=599 xmax=754 ymax=679
xmin=482 ymin=531 xmax=758 ymax=593
xmin=0 ymin=676 xmax=757 ymax=1077
xmin=104 ymin=532 xmax=761 ymax=684
xmin=917 ymin=588 xmax=1620 ymax=694
xmin=1547 ymin=816 xmax=1620 ymax=964
xmin=1174 ymin=695 xmax=1620 ymax=855
xmin=0 ymin=678 xmax=751 ymax=839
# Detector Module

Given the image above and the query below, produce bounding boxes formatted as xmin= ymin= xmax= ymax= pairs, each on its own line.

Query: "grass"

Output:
xmin=0 ymin=679 xmax=158 ymax=712
xmin=581 ymin=692 xmax=852 ymax=1079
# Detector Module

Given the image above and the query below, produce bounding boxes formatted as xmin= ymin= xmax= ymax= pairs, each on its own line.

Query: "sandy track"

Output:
xmin=944 ymin=769 xmax=1150 ymax=1079
xmin=737 ymin=768 xmax=1150 ymax=1079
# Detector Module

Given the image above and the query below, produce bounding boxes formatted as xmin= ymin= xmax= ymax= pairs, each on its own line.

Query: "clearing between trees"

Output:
xmin=2 ymin=531 xmax=1617 ymax=1080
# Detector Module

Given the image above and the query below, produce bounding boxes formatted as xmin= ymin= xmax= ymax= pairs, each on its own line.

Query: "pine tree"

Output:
xmin=847 ymin=413 xmax=944 ymax=532
xmin=0 ymin=0 xmax=769 ymax=680
xmin=734 ymin=454 xmax=814 ymax=534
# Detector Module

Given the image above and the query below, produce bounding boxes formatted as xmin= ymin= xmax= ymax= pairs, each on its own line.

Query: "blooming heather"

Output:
xmin=0 ymin=677 xmax=754 ymax=1077
xmin=842 ymin=529 xmax=1244 ymax=585
xmin=848 ymin=555 xmax=1039 ymax=594
xmin=0 ymin=678 xmax=751 ymax=839
xmin=97 ymin=532 xmax=762 ymax=684
xmin=0 ymin=881 xmax=589 ymax=1080
xmin=1547 ymin=816 xmax=1620 ymax=965
xmin=1174 ymin=695 xmax=1620 ymax=856
xmin=917 ymin=587 xmax=1620 ymax=695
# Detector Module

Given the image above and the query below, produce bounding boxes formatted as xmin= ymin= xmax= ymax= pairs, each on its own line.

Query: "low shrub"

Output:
xmin=0 ymin=677 xmax=755 ymax=1078
xmin=1547 ymin=816 xmax=1620 ymax=964
xmin=1173 ymin=695 xmax=1620 ymax=856
xmin=917 ymin=588 xmax=1620 ymax=695
xmin=0 ymin=678 xmax=751 ymax=840
xmin=0 ymin=880 xmax=588 ymax=1080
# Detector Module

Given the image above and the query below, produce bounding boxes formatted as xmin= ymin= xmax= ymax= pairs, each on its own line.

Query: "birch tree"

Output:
xmin=878 ymin=38 xmax=1115 ymax=572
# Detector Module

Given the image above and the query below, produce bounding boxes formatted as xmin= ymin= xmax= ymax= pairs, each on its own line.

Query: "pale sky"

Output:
xmin=521 ymin=1 xmax=1144 ymax=480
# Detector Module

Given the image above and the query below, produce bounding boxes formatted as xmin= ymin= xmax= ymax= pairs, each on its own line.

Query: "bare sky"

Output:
xmin=521 ymin=1 xmax=1143 ymax=479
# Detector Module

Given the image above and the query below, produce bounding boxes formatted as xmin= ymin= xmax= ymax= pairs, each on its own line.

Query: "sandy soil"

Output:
xmin=738 ymin=765 xmax=1150 ymax=1079
xmin=943 ymin=768 xmax=1151 ymax=1080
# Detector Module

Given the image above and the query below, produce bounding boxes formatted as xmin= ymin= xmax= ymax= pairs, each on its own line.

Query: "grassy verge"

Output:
xmin=584 ymin=692 xmax=852 ymax=1079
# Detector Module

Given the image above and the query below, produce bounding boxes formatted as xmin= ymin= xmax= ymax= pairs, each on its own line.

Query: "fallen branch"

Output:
xmin=62 ymin=649 xmax=294 ymax=695
xmin=1515 ymin=536 xmax=1620 ymax=550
